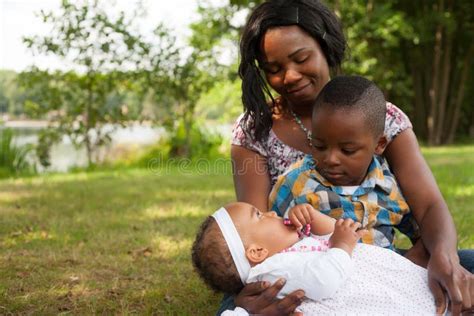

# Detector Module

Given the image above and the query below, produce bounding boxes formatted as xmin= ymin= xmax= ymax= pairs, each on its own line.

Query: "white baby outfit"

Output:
xmin=248 ymin=235 xmax=436 ymax=315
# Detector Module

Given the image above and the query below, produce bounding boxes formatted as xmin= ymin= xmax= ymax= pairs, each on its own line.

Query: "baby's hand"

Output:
xmin=288 ymin=203 xmax=319 ymax=230
xmin=328 ymin=219 xmax=367 ymax=255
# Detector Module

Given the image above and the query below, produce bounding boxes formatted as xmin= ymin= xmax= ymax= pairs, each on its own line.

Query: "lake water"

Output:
xmin=2 ymin=122 xmax=233 ymax=172
xmin=3 ymin=123 xmax=166 ymax=172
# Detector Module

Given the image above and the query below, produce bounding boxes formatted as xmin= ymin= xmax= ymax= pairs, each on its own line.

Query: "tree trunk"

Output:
xmin=434 ymin=0 xmax=454 ymax=145
xmin=85 ymin=77 xmax=93 ymax=166
xmin=427 ymin=0 xmax=444 ymax=146
xmin=445 ymin=42 xmax=474 ymax=143
xmin=410 ymin=52 xmax=428 ymax=139
xmin=434 ymin=28 xmax=452 ymax=144
xmin=183 ymin=102 xmax=196 ymax=158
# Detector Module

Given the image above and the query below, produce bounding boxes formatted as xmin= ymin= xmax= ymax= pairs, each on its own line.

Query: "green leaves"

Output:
xmin=20 ymin=1 xmax=161 ymax=166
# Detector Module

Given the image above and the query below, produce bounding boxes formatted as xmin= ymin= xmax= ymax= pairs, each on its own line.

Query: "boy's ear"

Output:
xmin=374 ymin=135 xmax=388 ymax=155
xmin=245 ymin=244 xmax=269 ymax=264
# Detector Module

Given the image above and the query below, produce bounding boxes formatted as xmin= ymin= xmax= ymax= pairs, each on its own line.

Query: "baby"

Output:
xmin=192 ymin=202 xmax=437 ymax=315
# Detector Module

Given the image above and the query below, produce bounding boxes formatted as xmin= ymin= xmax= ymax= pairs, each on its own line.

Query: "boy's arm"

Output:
xmin=389 ymin=186 xmax=430 ymax=267
xmin=269 ymin=171 xmax=336 ymax=235
xmin=268 ymin=174 xmax=294 ymax=216
xmin=391 ymin=193 xmax=420 ymax=242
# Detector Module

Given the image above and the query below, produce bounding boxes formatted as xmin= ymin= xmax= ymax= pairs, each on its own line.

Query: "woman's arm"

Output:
xmin=233 ymin=280 xmax=304 ymax=316
xmin=384 ymin=128 xmax=472 ymax=314
xmin=231 ymin=145 xmax=272 ymax=212
xmin=230 ymin=144 xmax=305 ymax=314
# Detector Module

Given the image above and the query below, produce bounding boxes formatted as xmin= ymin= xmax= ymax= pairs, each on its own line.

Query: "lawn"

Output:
xmin=1 ymin=145 xmax=473 ymax=314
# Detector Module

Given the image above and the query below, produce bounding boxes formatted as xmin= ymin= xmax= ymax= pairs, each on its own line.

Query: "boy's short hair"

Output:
xmin=313 ymin=75 xmax=386 ymax=136
xmin=191 ymin=216 xmax=243 ymax=294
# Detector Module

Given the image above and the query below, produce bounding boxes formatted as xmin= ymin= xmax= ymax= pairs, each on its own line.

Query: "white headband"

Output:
xmin=212 ymin=207 xmax=251 ymax=284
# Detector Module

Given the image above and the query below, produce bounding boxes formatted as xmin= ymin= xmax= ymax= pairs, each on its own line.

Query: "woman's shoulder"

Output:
xmin=231 ymin=113 xmax=268 ymax=157
xmin=384 ymin=101 xmax=413 ymax=142
xmin=231 ymin=113 xmax=255 ymax=140
xmin=230 ymin=110 xmax=285 ymax=152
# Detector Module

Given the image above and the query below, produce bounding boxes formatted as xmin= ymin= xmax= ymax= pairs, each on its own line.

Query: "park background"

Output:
xmin=0 ymin=0 xmax=473 ymax=314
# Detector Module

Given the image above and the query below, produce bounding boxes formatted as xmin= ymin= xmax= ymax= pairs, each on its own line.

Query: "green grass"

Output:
xmin=1 ymin=146 xmax=473 ymax=314
xmin=421 ymin=145 xmax=474 ymax=246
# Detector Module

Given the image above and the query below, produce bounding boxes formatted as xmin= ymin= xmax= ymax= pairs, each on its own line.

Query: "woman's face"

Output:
xmin=259 ymin=25 xmax=330 ymax=109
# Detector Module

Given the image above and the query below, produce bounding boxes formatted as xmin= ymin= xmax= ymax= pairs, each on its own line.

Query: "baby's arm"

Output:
xmin=329 ymin=219 xmax=366 ymax=255
xmin=287 ymin=203 xmax=336 ymax=235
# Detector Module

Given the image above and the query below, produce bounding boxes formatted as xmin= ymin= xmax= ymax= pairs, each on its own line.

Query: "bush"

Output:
xmin=35 ymin=128 xmax=61 ymax=169
xmin=93 ymin=121 xmax=226 ymax=170
xmin=110 ymin=122 xmax=225 ymax=169
xmin=168 ymin=121 xmax=224 ymax=159
xmin=133 ymin=139 xmax=171 ymax=168
xmin=0 ymin=128 xmax=35 ymax=178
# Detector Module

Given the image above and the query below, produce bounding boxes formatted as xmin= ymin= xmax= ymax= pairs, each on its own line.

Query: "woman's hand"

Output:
xmin=427 ymin=252 xmax=473 ymax=315
xmin=384 ymin=130 xmax=473 ymax=314
xmin=234 ymin=279 xmax=305 ymax=315
xmin=402 ymin=238 xmax=473 ymax=314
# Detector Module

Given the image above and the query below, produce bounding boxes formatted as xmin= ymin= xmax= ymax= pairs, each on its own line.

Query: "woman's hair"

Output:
xmin=239 ymin=0 xmax=346 ymax=141
xmin=191 ymin=216 xmax=243 ymax=294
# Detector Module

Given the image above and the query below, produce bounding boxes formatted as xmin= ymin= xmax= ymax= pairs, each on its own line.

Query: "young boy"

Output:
xmin=191 ymin=202 xmax=436 ymax=315
xmin=269 ymin=75 xmax=419 ymax=250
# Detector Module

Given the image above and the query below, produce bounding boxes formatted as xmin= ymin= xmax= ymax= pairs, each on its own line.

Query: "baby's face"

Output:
xmin=311 ymin=107 xmax=382 ymax=186
xmin=225 ymin=202 xmax=298 ymax=254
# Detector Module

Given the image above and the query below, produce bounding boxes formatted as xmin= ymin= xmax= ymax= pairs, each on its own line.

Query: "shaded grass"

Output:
xmin=0 ymin=146 xmax=473 ymax=314
xmin=0 ymin=167 xmax=233 ymax=315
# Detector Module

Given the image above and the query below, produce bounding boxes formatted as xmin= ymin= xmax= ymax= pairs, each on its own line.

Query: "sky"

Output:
xmin=0 ymin=0 xmax=208 ymax=72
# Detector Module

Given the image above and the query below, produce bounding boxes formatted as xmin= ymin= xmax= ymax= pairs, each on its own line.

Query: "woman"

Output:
xmin=224 ymin=0 xmax=473 ymax=315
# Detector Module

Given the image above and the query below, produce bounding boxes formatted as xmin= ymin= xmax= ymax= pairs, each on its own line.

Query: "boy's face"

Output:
xmin=311 ymin=106 xmax=386 ymax=186
xmin=225 ymin=202 xmax=298 ymax=256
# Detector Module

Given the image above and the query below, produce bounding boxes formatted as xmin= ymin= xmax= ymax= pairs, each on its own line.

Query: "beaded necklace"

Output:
xmin=290 ymin=110 xmax=312 ymax=147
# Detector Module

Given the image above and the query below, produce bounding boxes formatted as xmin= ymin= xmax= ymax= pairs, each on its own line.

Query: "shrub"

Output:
xmin=167 ymin=121 xmax=224 ymax=160
xmin=111 ymin=122 xmax=226 ymax=169
xmin=0 ymin=128 xmax=35 ymax=178
xmin=96 ymin=121 xmax=226 ymax=170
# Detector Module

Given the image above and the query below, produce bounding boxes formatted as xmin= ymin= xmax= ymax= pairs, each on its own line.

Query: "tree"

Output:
xmin=396 ymin=0 xmax=474 ymax=144
xmin=193 ymin=0 xmax=474 ymax=144
xmin=140 ymin=3 xmax=233 ymax=158
xmin=334 ymin=0 xmax=474 ymax=144
xmin=0 ymin=70 xmax=27 ymax=116
xmin=21 ymin=0 xmax=176 ymax=165
xmin=0 ymin=91 xmax=9 ymax=115
xmin=143 ymin=47 xmax=219 ymax=157
xmin=0 ymin=72 xmax=12 ymax=114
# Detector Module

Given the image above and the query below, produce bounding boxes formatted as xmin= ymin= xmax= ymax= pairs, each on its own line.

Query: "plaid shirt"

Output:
xmin=269 ymin=155 xmax=419 ymax=249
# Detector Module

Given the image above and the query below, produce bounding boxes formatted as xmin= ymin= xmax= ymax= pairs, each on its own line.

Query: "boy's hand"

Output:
xmin=329 ymin=219 xmax=366 ymax=255
xmin=288 ymin=203 xmax=319 ymax=230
